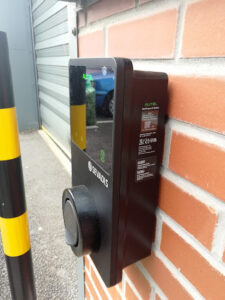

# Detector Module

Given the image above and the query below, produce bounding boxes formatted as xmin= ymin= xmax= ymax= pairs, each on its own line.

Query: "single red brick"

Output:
xmin=78 ymin=30 xmax=104 ymax=57
xmin=169 ymin=76 xmax=225 ymax=133
xmin=142 ymin=253 xmax=192 ymax=299
xmin=125 ymin=281 xmax=139 ymax=300
xmin=125 ymin=263 xmax=151 ymax=299
xmin=108 ymin=9 xmax=177 ymax=58
xmin=161 ymin=223 xmax=225 ymax=300
xmin=169 ymin=132 xmax=225 ymax=202
xmin=159 ymin=177 xmax=217 ymax=249
xmin=182 ymin=0 xmax=225 ymax=57
xmin=87 ymin=0 xmax=135 ymax=23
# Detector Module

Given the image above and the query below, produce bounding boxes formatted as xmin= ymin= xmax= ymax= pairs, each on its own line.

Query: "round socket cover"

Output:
xmin=63 ymin=199 xmax=79 ymax=246
xmin=62 ymin=185 xmax=100 ymax=256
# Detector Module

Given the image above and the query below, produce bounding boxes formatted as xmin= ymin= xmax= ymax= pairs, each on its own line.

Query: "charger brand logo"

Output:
xmin=88 ymin=161 xmax=109 ymax=188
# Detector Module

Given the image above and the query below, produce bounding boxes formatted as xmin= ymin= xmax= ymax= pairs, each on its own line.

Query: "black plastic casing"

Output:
xmin=69 ymin=58 xmax=168 ymax=287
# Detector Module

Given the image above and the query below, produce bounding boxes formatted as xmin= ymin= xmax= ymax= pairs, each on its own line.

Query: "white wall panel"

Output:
xmin=34 ymin=7 xmax=67 ymax=35
xmin=31 ymin=0 xmax=77 ymax=152
xmin=35 ymin=21 xmax=68 ymax=42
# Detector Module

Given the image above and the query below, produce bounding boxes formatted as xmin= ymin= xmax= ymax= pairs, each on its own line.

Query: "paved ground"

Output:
xmin=0 ymin=131 xmax=78 ymax=299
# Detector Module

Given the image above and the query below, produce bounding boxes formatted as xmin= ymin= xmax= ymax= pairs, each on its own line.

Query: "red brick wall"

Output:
xmin=78 ymin=0 xmax=225 ymax=299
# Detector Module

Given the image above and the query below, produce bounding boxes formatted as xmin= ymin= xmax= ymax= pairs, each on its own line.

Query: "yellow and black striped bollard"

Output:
xmin=0 ymin=31 xmax=36 ymax=300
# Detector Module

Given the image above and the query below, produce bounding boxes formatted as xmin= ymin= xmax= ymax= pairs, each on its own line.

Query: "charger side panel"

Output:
xmin=118 ymin=71 xmax=168 ymax=276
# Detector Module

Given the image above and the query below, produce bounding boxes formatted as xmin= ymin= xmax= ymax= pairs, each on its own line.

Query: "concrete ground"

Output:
xmin=0 ymin=131 xmax=79 ymax=299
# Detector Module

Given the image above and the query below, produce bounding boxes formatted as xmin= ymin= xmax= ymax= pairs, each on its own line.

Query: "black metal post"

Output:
xmin=0 ymin=31 xmax=36 ymax=300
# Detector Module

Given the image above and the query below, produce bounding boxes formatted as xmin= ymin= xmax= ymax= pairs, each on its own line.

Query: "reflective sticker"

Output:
xmin=0 ymin=212 xmax=30 ymax=257
xmin=71 ymin=104 xmax=86 ymax=150
xmin=0 ymin=107 xmax=20 ymax=161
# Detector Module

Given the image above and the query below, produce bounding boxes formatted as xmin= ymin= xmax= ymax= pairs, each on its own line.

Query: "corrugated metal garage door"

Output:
xmin=31 ymin=0 xmax=77 ymax=155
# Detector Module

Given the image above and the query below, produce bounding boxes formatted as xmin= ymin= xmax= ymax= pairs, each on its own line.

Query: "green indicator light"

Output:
xmin=144 ymin=102 xmax=157 ymax=107
xmin=100 ymin=149 xmax=105 ymax=163
xmin=82 ymin=73 xmax=93 ymax=81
